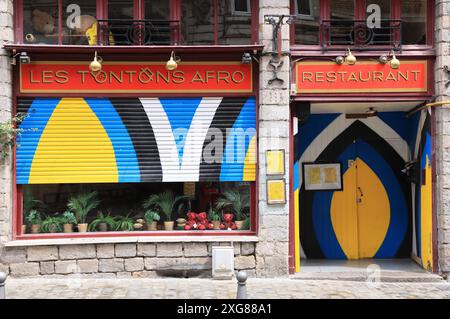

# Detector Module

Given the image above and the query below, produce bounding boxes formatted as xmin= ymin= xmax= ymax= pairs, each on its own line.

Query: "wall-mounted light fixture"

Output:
xmin=166 ymin=51 xmax=181 ymax=71
xmin=389 ymin=52 xmax=400 ymax=69
xmin=241 ymin=52 xmax=252 ymax=64
xmin=378 ymin=51 xmax=400 ymax=69
xmin=378 ymin=54 xmax=389 ymax=65
xmin=89 ymin=51 xmax=103 ymax=73
xmin=11 ymin=52 xmax=30 ymax=65
xmin=335 ymin=56 xmax=345 ymax=65
xmin=344 ymin=48 xmax=356 ymax=65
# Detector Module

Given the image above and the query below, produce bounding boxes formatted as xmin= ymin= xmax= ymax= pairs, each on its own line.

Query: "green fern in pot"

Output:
xmin=67 ymin=191 xmax=100 ymax=233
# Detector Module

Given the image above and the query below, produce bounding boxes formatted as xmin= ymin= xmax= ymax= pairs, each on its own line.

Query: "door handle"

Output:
xmin=357 ymin=187 xmax=363 ymax=197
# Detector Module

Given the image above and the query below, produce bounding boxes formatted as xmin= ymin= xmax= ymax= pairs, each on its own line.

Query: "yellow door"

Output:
xmin=331 ymin=156 xmax=390 ymax=259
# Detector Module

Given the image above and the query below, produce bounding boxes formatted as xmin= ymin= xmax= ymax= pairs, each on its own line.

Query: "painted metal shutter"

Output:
xmin=16 ymin=97 xmax=256 ymax=184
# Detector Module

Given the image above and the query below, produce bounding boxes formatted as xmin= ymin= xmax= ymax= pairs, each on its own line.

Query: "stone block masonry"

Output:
xmin=435 ymin=0 xmax=450 ymax=276
xmin=1 ymin=242 xmax=257 ymax=278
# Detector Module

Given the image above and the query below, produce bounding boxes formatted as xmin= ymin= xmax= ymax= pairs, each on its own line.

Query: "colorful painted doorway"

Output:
xmin=330 ymin=139 xmax=398 ymax=260
xmin=293 ymin=108 xmax=434 ymax=271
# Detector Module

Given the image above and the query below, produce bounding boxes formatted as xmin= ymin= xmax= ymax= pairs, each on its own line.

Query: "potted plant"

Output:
xmin=25 ymin=210 xmax=42 ymax=234
xmin=89 ymin=212 xmax=116 ymax=232
xmin=22 ymin=188 xmax=43 ymax=234
xmin=144 ymin=210 xmax=160 ymax=231
xmin=41 ymin=215 xmax=63 ymax=233
xmin=208 ymin=208 xmax=221 ymax=230
xmin=61 ymin=210 xmax=77 ymax=233
xmin=114 ymin=214 xmax=134 ymax=231
xmin=215 ymin=188 xmax=250 ymax=230
xmin=67 ymin=191 xmax=100 ymax=233
xmin=143 ymin=191 xmax=189 ymax=231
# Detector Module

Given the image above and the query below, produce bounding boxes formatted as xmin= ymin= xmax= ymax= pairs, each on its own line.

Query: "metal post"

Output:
xmin=0 ymin=272 xmax=7 ymax=299
xmin=236 ymin=271 xmax=248 ymax=299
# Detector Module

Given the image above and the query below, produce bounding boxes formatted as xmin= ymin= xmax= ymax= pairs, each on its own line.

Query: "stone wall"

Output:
xmin=1 ymin=242 xmax=256 ymax=278
xmin=256 ymin=0 xmax=291 ymax=277
xmin=0 ymin=0 xmax=14 ymax=247
xmin=435 ymin=0 xmax=450 ymax=275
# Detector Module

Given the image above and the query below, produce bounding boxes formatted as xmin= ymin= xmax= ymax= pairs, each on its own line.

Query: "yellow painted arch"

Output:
xmin=29 ymin=98 xmax=118 ymax=184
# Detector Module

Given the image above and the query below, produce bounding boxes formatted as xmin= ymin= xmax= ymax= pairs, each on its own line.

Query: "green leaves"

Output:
xmin=67 ymin=191 xmax=100 ymax=224
xmin=143 ymin=190 xmax=189 ymax=222
xmin=41 ymin=216 xmax=63 ymax=233
xmin=25 ymin=209 xmax=42 ymax=225
xmin=215 ymin=189 xmax=250 ymax=221
xmin=144 ymin=210 xmax=160 ymax=224
xmin=88 ymin=213 xmax=117 ymax=232
xmin=61 ymin=211 xmax=77 ymax=225
xmin=0 ymin=112 xmax=26 ymax=161
xmin=113 ymin=214 xmax=134 ymax=231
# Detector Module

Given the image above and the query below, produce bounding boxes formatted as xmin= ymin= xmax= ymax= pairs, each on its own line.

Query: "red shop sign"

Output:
xmin=20 ymin=61 xmax=253 ymax=93
xmin=295 ymin=60 xmax=428 ymax=94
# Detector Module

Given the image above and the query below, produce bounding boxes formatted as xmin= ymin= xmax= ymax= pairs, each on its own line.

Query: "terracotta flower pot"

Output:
xmin=164 ymin=221 xmax=174 ymax=231
xmin=235 ymin=220 xmax=244 ymax=230
xmin=63 ymin=224 xmax=73 ymax=233
xmin=21 ymin=224 xmax=27 ymax=234
xmin=99 ymin=222 xmax=108 ymax=232
xmin=147 ymin=221 xmax=157 ymax=231
xmin=31 ymin=224 xmax=40 ymax=234
xmin=77 ymin=223 xmax=88 ymax=232
xmin=212 ymin=220 xmax=221 ymax=230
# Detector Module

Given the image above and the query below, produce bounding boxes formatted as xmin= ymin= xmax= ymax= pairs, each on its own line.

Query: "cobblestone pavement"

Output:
xmin=4 ymin=277 xmax=450 ymax=299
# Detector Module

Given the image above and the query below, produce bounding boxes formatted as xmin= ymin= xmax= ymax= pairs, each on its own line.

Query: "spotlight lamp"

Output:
xmin=335 ymin=56 xmax=345 ymax=65
xmin=89 ymin=51 xmax=103 ymax=73
xmin=345 ymin=48 xmax=356 ymax=65
xmin=389 ymin=52 xmax=400 ymax=69
xmin=378 ymin=54 xmax=389 ymax=65
xmin=166 ymin=51 xmax=181 ymax=71
xmin=242 ymin=52 xmax=252 ymax=64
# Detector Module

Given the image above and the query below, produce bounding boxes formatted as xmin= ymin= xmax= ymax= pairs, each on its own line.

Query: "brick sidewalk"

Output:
xmin=4 ymin=277 xmax=450 ymax=299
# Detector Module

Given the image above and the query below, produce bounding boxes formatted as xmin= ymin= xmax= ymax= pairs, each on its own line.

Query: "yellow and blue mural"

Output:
xmin=293 ymin=110 xmax=433 ymax=270
xmin=16 ymin=97 xmax=256 ymax=184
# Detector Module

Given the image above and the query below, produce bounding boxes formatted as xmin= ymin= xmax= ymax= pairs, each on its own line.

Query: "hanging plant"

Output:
xmin=0 ymin=113 xmax=26 ymax=161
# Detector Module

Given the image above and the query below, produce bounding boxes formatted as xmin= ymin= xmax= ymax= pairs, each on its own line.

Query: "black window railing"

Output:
xmin=96 ymin=19 xmax=182 ymax=46
xmin=320 ymin=19 xmax=402 ymax=50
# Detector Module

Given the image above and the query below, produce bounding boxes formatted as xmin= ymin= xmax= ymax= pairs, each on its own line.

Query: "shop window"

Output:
xmin=182 ymin=0 xmax=215 ymax=44
xmin=232 ymin=0 xmax=251 ymax=15
xmin=401 ymin=0 xmax=427 ymax=45
xmin=19 ymin=0 xmax=257 ymax=45
xmin=22 ymin=182 xmax=253 ymax=234
xmin=62 ymin=0 xmax=97 ymax=45
xmin=294 ymin=0 xmax=320 ymax=45
xmin=218 ymin=0 xmax=252 ymax=44
xmin=182 ymin=0 xmax=252 ymax=45
xmin=144 ymin=0 xmax=172 ymax=45
xmin=366 ymin=0 xmax=391 ymax=45
xmin=23 ymin=0 xmax=59 ymax=44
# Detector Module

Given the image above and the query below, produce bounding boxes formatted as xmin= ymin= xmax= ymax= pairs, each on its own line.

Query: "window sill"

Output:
xmin=5 ymin=233 xmax=259 ymax=247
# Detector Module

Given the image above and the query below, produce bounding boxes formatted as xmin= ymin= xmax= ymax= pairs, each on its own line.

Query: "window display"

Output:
xmin=21 ymin=182 xmax=252 ymax=234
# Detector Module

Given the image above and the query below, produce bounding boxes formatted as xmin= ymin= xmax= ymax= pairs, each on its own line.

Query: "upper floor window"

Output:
xmin=292 ymin=0 xmax=430 ymax=47
xmin=20 ymin=0 xmax=255 ymax=46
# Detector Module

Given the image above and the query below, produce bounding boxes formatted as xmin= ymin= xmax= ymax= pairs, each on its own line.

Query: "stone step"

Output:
xmin=291 ymin=271 xmax=444 ymax=283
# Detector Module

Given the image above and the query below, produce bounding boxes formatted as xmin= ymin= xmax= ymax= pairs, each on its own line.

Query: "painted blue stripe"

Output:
xmin=355 ymin=140 xmax=409 ymax=258
xmin=294 ymin=161 xmax=299 ymax=191
xmin=160 ymin=98 xmax=202 ymax=165
xmin=220 ymin=97 xmax=256 ymax=181
xmin=85 ymin=98 xmax=140 ymax=183
xmin=377 ymin=112 xmax=409 ymax=143
xmin=16 ymin=98 xmax=61 ymax=184
xmin=312 ymin=142 xmax=356 ymax=259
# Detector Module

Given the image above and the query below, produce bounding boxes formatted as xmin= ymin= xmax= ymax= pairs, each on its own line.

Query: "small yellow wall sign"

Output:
xmin=266 ymin=149 xmax=285 ymax=175
xmin=267 ymin=179 xmax=286 ymax=204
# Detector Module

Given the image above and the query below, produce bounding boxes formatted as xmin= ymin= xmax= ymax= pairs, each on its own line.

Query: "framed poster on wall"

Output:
xmin=302 ymin=162 xmax=343 ymax=191
xmin=266 ymin=179 xmax=286 ymax=204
